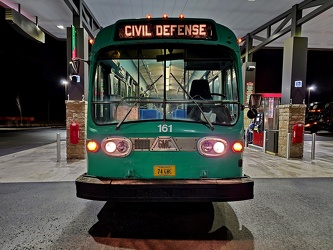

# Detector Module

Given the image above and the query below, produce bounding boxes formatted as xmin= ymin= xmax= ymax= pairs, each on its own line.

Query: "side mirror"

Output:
xmin=247 ymin=108 xmax=258 ymax=119
xmin=247 ymin=94 xmax=262 ymax=119
xmin=248 ymin=94 xmax=262 ymax=109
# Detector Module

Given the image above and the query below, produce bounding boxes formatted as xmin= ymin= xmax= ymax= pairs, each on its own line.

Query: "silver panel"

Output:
xmin=130 ymin=137 xmax=198 ymax=152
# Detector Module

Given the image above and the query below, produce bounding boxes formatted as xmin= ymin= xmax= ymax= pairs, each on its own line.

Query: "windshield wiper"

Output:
xmin=116 ymin=75 xmax=163 ymax=130
xmin=170 ymin=72 xmax=214 ymax=131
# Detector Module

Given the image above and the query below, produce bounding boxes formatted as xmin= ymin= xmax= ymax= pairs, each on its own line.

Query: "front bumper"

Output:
xmin=75 ymin=174 xmax=254 ymax=202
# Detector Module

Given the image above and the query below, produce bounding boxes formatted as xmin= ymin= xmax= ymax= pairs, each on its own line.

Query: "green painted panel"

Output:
xmin=86 ymin=121 xmax=243 ymax=179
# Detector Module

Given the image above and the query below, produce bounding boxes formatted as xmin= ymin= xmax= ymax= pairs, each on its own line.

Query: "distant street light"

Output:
xmin=61 ymin=80 xmax=69 ymax=100
xmin=308 ymin=85 xmax=315 ymax=105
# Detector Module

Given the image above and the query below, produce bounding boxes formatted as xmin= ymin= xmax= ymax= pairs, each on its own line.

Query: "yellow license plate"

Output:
xmin=154 ymin=165 xmax=176 ymax=177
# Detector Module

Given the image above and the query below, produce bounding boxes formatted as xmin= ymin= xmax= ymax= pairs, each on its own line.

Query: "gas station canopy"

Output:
xmin=0 ymin=0 xmax=333 ymax=49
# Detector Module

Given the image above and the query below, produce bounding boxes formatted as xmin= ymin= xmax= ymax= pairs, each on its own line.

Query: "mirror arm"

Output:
xmin=69 ymin=58 xmax=90 ymax=78
xmin=72 ymin=57 xmax=89 ymax=64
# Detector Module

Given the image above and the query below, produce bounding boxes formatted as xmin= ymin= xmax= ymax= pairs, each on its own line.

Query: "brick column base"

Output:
xmin=66 ymin=100 xmax=87 ymax=160
xmin=278 ymin=104 xmax=306 ymax=158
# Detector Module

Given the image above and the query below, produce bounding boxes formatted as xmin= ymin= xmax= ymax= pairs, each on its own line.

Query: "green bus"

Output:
xmin=75 ymin=16 xmax=256 ymax=202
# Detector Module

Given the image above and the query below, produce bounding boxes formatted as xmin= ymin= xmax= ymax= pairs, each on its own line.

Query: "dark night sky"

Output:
xmin=253 ymin=48 xmax=333 ymax=103
xmin=0 ymin=7 xmax=67 ymax=123
xmin=1 ymin=6 xmax=333 ymax=124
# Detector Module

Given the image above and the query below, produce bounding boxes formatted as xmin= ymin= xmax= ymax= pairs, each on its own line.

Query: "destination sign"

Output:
xmin=116 ymin=21 xmax=216 ymax=40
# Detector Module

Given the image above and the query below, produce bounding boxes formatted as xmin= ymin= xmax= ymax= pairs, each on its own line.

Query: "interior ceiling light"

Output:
xmin=57 ymin=25 xmax=65 ymax=29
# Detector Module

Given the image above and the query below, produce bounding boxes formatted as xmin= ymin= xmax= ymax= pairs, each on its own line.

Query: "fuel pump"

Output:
xmin=253 ymin=112 xmax=264 ymax=146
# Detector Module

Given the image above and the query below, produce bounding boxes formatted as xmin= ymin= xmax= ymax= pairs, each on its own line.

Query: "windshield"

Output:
xmin=91 ymin=44 xmax=240 ymax=126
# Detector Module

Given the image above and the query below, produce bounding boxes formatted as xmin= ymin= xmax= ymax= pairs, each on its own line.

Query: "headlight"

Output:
xmin=105 ymin=141 xmax=117 ymax=153
xmin=197 ymin=137 xmax=227 ymax=157
xmin=213 ymin=142 xmax=225 ymax=153
xmin=201 ymin=141 xmax=213 ymax=152
xmin=101 ymin=137 xmax=132 ymax=157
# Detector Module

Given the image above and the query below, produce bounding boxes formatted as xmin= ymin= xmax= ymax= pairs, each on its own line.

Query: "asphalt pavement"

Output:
xmin=0 ymin=129 xmax=333 ymax=250
xmin=0 ymin=127 xmax=66 ymax=157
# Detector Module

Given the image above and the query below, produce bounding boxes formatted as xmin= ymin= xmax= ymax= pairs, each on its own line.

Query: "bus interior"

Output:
xmin=91 ymin=44 xmax=240 ymax=128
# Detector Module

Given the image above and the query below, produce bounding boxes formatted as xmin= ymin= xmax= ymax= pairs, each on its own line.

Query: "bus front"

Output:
xmin=76 ymin=18 xmax=254 ymax=202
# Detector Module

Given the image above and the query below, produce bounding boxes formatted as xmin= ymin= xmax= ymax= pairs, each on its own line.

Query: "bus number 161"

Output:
xmin=158 ymin=124 xmax=173 ymax=133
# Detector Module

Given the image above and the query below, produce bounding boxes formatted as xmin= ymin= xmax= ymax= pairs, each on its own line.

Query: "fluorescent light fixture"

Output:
xmin=5 ymin=8 xmax=45 ymax=43
xmin=247 ymin=65 xmax=256 ymax=71
xmin=57 ymin=25 xmax=65 ymax=29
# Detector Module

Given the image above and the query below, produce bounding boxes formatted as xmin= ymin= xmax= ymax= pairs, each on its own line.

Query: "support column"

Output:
xmin=242 ymin=62 xmax=256 ymax=129
xmin=281 ymin=37 xmax=308 ymax=105
xmin=65 ymin=25 xmax=89 ymax=160
xmin=279 ymin=35 xmax=307 ymax=158
xmin=278 ymin=104 xmax=306 ymax=158
xmin=66 ymin=100 xmax=87 ymax=159
xmin=66 ymin=27 xmax=89 ymax=100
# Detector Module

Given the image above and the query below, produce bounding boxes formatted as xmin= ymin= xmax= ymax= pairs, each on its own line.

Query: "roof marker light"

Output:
xmin=162 ymin=14 xmax=168 ymax=19
xmin=146 ymin=14 xmax=152 ymax=19
xmin=179 ymin=14 xmax=185 ymax=19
